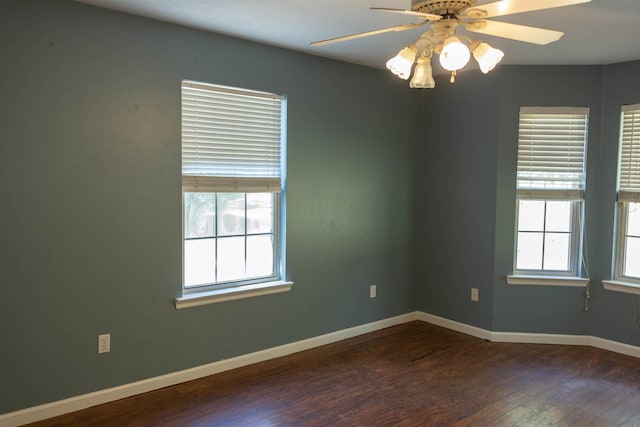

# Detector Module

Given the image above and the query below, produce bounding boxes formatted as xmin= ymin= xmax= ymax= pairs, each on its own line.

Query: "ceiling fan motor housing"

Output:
xmin=411 ymin=0 xmax=475 ymax=15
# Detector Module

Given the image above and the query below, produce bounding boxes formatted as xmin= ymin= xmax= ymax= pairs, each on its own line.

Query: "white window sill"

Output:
xmin=175 ymin=280 xmax=293 ymax=309
xmin=602 ymin=280 xmax=640 ymax=296
xmin=507 ymin=275 xmax=589 ymax=287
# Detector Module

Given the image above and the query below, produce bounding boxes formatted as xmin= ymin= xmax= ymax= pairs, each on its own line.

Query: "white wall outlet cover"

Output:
xmin=98 ymin=334 xmax=111 ymax=354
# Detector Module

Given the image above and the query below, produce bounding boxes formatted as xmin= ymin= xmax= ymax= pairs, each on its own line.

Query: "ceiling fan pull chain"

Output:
xmin=450 ymin=70 xmax=457 ymax=84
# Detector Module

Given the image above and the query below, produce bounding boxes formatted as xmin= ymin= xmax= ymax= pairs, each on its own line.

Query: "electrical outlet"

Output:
xmin=98 ymin=334 xmax=110 ymax=354
xmin=471 ymin=288 xmax=479 ymax=302
xmin=370 ymin=284 xmax=377 ymax=298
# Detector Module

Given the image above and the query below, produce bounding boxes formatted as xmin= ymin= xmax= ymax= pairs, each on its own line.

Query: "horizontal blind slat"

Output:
xmin=517 ymin=189 xmax=584 ymax=200
xmin=181 ymin=80 xmax=284 ymax=189
xmin=619 ymin=106 xmax=640 ymax=195
xmin=619 ymin=191 xmax=640 ymax=203
xmin=182 ymin=176 xmax=281 ymax=193
xmin=517 ymin=107 xmax=589 ymax=192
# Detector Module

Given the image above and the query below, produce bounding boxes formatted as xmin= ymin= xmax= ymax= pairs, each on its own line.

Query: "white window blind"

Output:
xmin=517 ymin=107 xmax=589 ymax=200
xmin=619 ymin=104 xmax=640 ymax=203
xmin=181 ymin=81 xmax=284 ymax=193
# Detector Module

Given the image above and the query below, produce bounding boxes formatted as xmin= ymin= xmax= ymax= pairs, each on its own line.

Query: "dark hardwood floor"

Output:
xmin=25 ymin=321 xmax=640 ymax=426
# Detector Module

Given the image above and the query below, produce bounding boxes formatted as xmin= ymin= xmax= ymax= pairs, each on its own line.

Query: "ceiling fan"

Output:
xmin=311 ymin=0 xmax=592 ymax=88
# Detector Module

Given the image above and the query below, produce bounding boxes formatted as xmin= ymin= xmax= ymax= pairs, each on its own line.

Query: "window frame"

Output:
xmin=511 ymin=106 xmax=589 ymax=279
xmin=513 ymin=196 xmax=583 ymax=277
xmin=179 ymin=80 xmax=287 ymax=296
xmin=614 ymin=201 xmax=640 ymax=284
xmin=613 ymin=104 xmax=640 ymax=285
xmin=182 ymin=191 xmax=282 ymax=294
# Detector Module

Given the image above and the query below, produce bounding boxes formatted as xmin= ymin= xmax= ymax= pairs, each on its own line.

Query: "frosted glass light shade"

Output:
xmin=439 ymin=36 xmax=470 ymax=71
xmin=472 ymin=41 xmax=504 ymax=73
xmin=410 ymin=58 xmax=435 ymax=88
xmin=386 ymin=46 xmax=417 ymax=80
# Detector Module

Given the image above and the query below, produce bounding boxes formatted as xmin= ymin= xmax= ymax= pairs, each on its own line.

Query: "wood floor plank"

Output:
xmin=23 ymin=321 xmax=640 ymax=426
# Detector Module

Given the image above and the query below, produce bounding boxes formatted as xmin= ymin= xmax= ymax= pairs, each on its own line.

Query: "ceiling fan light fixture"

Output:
xmin=410 ymin=57 xmax=435 ymax=89
xmin=386 ymin=46 xmax=417 ymax=80
xmin=311 ymin=0 xmax=592 ymax=89
xmin=471 ymin=40 xmax=504 ymax=73
xmin=439 ymin=36 xmax=470 ymax=71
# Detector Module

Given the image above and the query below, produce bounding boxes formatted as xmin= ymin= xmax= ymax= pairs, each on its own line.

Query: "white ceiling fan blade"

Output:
xmin=370 ymin=7 xmax=442 ymax=21
xmin=466 ymin=0 xmax=591 ymax=19
xmin=310 ymin=21 xmax=429 ymax=46
xmin=465 ymin=20 xmax=564 ymax=45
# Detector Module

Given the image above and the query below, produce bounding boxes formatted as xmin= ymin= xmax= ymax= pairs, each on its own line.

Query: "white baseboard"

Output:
xmin=0 ymin=312 xmax=416 ymax=427
xmin=418 ymin=311 xmax=593 ymax=346
xmin=490 ymin=331 xmax=592 ymax=346
xmin=3 ymin=310 xmax=640 ymax=426
xmin=417 ymin=311 xmax=640 ymax=358
xmin=592 ymin=336 xmax=640 ymax=359
xmin=416 ymin=312 xmax=493 ymax=340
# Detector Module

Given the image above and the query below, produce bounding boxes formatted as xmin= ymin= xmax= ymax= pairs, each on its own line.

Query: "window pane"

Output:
xmin=217 ymin=236 xmax=245 ymax=282
xmin=543 ymin=233 xmax=570 ymax=271
xmin=218 ymin=193 xmax=245 ymax=236
xmin=546 ymin=201 xmax=572 ymax=232
xmin=184 ymin=193 xmax=215 ymax=238
xmin=247 ymin=193 xmax=274 ymax=234
xmin=518 ymin=201 xmax=545 ymax=231
xmin=184 ymin=238 xmax=215 ymax=287
xmin=628 ymin=203 xmax=640 ymax=237
xmin=516 ymin=232 xmax=543 ymax=270
xmin=624 ymin=236 xmax=640 ymax=278
xmin=247 ymin=235 xmax=274 ymax=278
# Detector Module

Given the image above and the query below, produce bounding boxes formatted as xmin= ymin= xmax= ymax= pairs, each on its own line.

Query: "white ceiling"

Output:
xmin=77 ymin=0 xmax=640 ymax=73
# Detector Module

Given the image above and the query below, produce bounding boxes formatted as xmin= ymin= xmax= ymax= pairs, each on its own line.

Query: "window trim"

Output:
xmin=175 ymin=280 xmax=293 ymax=309
xmin=179 ymin=80 xmax=290 ymax=303
xmin=512 ymin=106 xmax=589 ymax=280
xmin=612 ymin=104 xmax=640 ymax=286
xmin=602 ymin=279 xmax=640 ymax=296
xmin=507 ymin=274 xmax=589 ymax=287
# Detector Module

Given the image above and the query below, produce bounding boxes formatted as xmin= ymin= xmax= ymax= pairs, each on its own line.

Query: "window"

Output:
xmin=614 ymin=105 xmax=640 ymax=283
xmin=181 ymin=81 xmax=286 ymax=293
xmin=513 ymin=107 xmax=589 ymax=276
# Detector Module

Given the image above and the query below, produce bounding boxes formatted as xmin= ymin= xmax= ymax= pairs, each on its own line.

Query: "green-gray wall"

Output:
xmin=591 ymin=60 xmax=640 ymax=343
xmin=417 ymin=62 xmax=640 ymax=343
xmin=492 ymin=66 xmax=603 ymax=335
xmin=417 ymin=71 xmax=501 ymax=330
xmin=2 ymin=0 xmax=640 ymax=416
xmin=0 ymin=0 xmax=420 ymax=413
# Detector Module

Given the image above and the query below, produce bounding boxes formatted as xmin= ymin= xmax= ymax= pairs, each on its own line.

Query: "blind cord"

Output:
xmin=582 ymin=208 xmax=591 ymax=312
